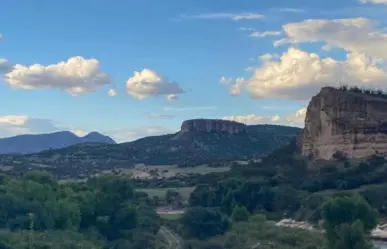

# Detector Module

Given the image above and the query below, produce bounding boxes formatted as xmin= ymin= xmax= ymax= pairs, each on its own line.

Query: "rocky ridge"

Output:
xmin=301 ymin=86 xmax=387 ymax=159
xmin=181 ymin=119 xmax=246 ymax=134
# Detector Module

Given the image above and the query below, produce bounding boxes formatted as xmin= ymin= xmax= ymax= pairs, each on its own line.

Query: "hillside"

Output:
xmin=0 ymin=122 xmax=300 ymax=179
xmin=0 ymin=131 xmax=116 ymax=154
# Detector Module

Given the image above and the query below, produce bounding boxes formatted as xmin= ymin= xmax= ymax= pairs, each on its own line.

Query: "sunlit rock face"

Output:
xmin=301 ymin=87 xmax=387 ymax=159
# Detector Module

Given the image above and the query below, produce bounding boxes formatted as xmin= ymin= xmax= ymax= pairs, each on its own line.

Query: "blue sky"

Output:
xmin=1 ymin=0 xmax=387 ymax=142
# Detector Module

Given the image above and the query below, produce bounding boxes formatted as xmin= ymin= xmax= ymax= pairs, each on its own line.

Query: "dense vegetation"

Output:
xmin=187 ymin=140 xmax=387 ymax=220
xmin=0 ymin=171 xmax=163 ymax=249
xmin=337 ymin=85 xmax=387 ymax=98
xmin=157 ymin=139 xmax=387 ymax=249
xmin=0 ymin=125 xmax=299 ymax=179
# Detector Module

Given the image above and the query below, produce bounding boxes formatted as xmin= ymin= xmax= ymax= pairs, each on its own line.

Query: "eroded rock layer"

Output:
xmin=181 ymin=119 xmax=246 ymax=134
xmin=301 ymin=87 xmax=387 ymax=159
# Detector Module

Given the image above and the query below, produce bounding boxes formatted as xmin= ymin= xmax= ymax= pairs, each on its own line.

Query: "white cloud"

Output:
xmin=0 ymin=115 xmax=95 ymax=139
xmin=276 ymin=8 xmax=306 ymax=13
xmin=107 ymin=126 xmax=175 ymax=143
xmin=107 ymin=89 xmax=117 ymax=97
xmin=258 ymin=53 xmax=279 ymax=61
xmin=222 ymin=107 xmax=306 ymax=127
xmin=126 ymin=69 xmax=184 ymax=100
xmin=226 ymin=47 xmax=387 ymax=100
xmin=237 ymin=27 xmax=255 ymax=31
xmin=4 ymin=56 xmax=110 ymax=96
xmin=276 ymin=17 xmax=387 ymax=59
xmin=219 ymin=76 xmax=233 ymax=85
xmin=230 ymin=78 xmax=246 ymax=96
xmin=360 ymin=0 xmax=387 ymax=4
xmin=284 ymin=107 xmax=307 ymax=126
xmin=0 ymin=115 xmax=175 ymax=143
xmin=250 ymin=31 xmax=282 ymax=38
xmin=145 ymin=113 xmax=175 ymax=119
xmin=0 ymin=34 xmax=3 ymax=40
xmin=222 ymin=114 xmax=280 ymax=125
xmin=167 ymin=94 xmax=178 ymax=101
xmin=70 ymin=128 xmax=88 ymax=137
xmin=181 ymin=13 xmax=264 ymax=21
xmin=163 ymin=106 xmax=217 ymax=112
xmin=219 ymin=76 xmax=246 ymax=96
xmin=0 ymin=115 xmax=29 ymax=126
xmin=0 ymin=58 xmax=13 ymax=73
xmin=0 ymin=115 xmax=60 ymax=138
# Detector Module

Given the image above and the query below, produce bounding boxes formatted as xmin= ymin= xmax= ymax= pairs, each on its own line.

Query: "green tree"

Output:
xmin=182 ymin=207 xmax=230 ymax=240
xmin=165 ymin=189 xmax=183 ymax=206
xmin=322 ymin=194 xmax=378 ymax=249
xmin=230 ymin=205 xmax=250 ymax=222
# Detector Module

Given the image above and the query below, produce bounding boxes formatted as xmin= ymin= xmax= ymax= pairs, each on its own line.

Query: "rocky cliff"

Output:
xmin=181 ymin=119 xmax=247 ymax=134
xmin=301 ymin=87 xmax=387 ymax=159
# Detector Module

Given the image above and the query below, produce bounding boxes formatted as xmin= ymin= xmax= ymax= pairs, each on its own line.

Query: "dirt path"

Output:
xmin=159 ymin=226 xmax=182 ymax=249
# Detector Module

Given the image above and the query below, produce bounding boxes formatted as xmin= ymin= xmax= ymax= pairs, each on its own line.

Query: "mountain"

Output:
xmin=0 ymin=120 xmax=300 ymax=178
xmin=0 ymin=131 xmax=116 ymax=154
xmin=301 ymin=86 xmax=387 ymax=159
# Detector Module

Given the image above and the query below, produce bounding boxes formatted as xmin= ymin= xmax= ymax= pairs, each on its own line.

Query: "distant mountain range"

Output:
xmin=0 ymin=121 xmax=301 ymax=178
xmin=0 ymin=131 xmax=116 ymax=154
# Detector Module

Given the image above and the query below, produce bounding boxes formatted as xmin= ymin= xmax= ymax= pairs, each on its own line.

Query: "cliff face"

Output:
xmin=301 ymin=87 xmax=387 ymax=159
xmin=181 ymin=119 xmax=247 ymax=134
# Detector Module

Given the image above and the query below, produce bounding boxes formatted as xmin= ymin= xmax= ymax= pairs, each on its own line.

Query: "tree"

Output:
xmin=182 ymin=207 xmax=230 ymax=240
xmin=230 ymin=205 xmax=250 ymax=222
xmin=165 ymin=189 xmax=183 ymax=206
xmin=322 ymin=194 xmax=378 ymax=249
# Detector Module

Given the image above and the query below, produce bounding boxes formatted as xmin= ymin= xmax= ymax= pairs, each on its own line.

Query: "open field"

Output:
xmin=108 ymin=164 xmax=231 ymax=179
xmin=158 ymin=212 xmax=184 ymax=220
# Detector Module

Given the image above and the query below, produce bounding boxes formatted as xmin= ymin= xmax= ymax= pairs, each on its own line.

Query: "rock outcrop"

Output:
xmin=181 ymin=119 xmax=246 ymax=134
xmin=301 ymin=87 xmax=387 ymax=159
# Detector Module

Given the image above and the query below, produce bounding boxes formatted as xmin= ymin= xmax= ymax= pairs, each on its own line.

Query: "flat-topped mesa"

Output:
xmin=181 ymin=119 xmax=247 ymax=134
xmin=301 ymin=86 xmax=387 ymax=160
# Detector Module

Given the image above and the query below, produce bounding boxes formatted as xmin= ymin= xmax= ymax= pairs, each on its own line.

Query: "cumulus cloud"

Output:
xmin=107 ymin=89 xmax=117 ymax=97
xmin=181 ymin=13 xmax=264 ymax=21
xmin=360 ymin=0 xmax=387 ymax=4
xmin=224 ymin=17 xmax=387 ymax=100
xmin=222 ymin=107 xmax=307 ymax=127
xmin=126 ymin=69 xmax=184 ymax=100
xmin=250 ymin=31 xmax=282 ymax=38
xmin=275 ymin=17 xmax=387 ymax=58
xmin=226 ymin=47 xmax=387 ymax=100
xmin=4 ymin=56 xmax=111 ymax=96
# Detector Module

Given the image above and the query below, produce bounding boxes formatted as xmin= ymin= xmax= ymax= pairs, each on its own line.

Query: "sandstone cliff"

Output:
xmin=181 ymin=119 xmax=247 ymax=134
xmin=301 ymin=87 xmax=387 ymax=159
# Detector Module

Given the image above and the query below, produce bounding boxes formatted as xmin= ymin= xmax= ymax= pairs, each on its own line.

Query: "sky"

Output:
xmin=1 ymin=0 xmax=387 ymax=142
